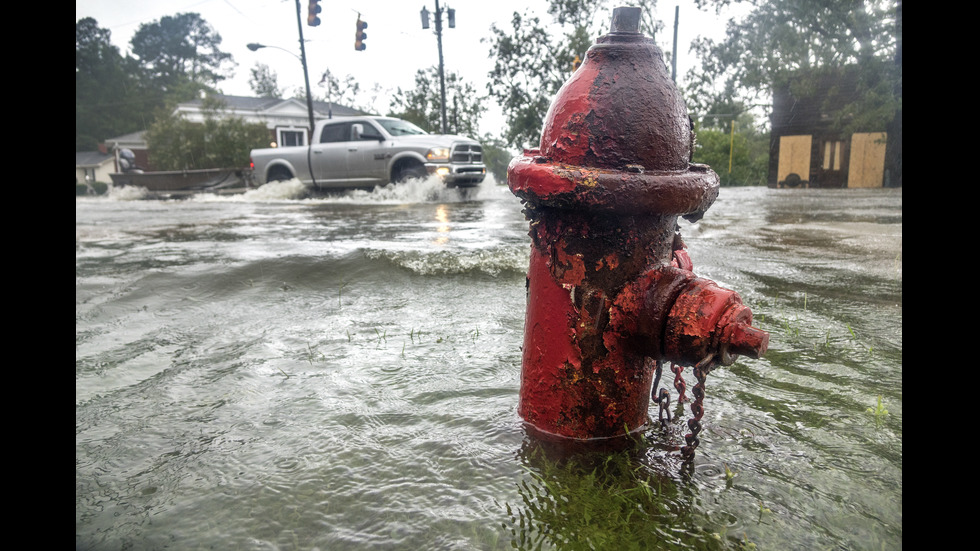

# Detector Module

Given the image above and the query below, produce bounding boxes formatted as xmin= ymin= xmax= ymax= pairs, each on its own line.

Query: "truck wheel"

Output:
xmin=395 ymin=165 xmax=426 ymax=183
xmin=267 ymin=167 xmax=293 ymax=182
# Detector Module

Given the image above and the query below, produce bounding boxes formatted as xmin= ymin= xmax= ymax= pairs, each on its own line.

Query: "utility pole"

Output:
xmin=672 ymin=5 xmax=679 ymax=83
xmin=294 ymin=0 xmax=316 ymax=137
xmin=420 ymin=2 xmax=455 ymax=134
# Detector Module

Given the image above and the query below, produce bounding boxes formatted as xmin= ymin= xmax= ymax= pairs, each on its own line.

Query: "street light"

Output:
xmin=247 ymin=42 xmax=298 ymax=60
xmin=245 ymin=0 xmax=318 ymax=141
xmin=420 ymin=1 xmax=454 ymax=134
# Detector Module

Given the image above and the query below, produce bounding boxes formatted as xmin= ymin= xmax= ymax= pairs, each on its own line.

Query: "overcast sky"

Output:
xmin=76 ymin=0 xmax=746 ymax=135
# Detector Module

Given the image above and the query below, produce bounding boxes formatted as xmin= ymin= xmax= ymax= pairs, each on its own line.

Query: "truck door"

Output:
xmin=310 ymin=121 xmax=351 ymax=187
xmin=346 ymin=121 xmax=389 ymax=187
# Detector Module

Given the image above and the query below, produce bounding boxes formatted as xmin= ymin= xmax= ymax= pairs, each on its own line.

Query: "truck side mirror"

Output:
xmin=353 ymin=123 xmax=384 ymax=142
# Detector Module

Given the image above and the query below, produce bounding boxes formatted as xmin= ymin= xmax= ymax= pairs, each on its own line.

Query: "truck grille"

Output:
xmin=451 ymin=144 xmax=483 ymax=164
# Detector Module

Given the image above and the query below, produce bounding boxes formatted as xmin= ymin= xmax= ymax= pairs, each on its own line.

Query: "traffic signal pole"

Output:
xmin=434 ymin=0 xmax=447 ymax=134
xmin=295 ymin=0 xmax=317 ymax=187
xmin=421 ymin=2 xmax=452 ymax=135
xmin=295 ymin=0 xmax=316 ymax=136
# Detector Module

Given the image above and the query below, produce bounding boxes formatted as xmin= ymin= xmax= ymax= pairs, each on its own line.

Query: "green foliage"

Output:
xmin=506 ymin=448 xmax=728 ymax=550
xmin=312 ymin=69 xmax=372 ymax=113
xmin=478 ymin=135 xmax=519 ymax=184
xmin=76 ymin=181 xmax=109 ymax=196
xmin=388 ymin=68 xmax=486 ymax=137
xmin=485 ymin=2 xmax=664 ymax=150
xmin=692 ymin=120 xmax=769 ymax=186
xmin=484 ymin=10 xmax=587 ymax=150
xmin=76 ymin=18 xmax=155 ymax=151
xmin=866 ymin=395 xmax=889 ymax=426
xmin=129 ymin=12 xmax=233 ymax=101
xmin=248 ymin=63 xmax=281 ymax=98
xmin=687 ymin=0 xmax=901 ymax=132
xmin=144 ymin=96 xmax=270 ymax=170
xmin=77 ymin=14 xmax=236 ymax=152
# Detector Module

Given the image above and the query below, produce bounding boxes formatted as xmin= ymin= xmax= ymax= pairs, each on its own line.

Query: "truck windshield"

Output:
xmin=377 ymin=119 xmax=428 ymax=136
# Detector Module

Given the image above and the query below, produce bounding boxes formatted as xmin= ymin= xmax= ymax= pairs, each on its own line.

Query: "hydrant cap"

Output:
xmin=539 ymin=7 xmax=693 ymax=172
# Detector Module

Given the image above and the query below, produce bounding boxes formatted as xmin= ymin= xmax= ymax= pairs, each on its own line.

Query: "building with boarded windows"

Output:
xmin=768 ymin=67 xmax=899 ymax=189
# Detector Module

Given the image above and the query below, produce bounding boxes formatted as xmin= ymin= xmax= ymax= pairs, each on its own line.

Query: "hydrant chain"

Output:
xmin=651 ymin=360 xmax=672 ymax=423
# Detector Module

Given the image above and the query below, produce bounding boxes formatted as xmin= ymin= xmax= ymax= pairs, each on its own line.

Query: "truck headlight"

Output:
xmin=426 ymin=147 xmax=450 ymax=161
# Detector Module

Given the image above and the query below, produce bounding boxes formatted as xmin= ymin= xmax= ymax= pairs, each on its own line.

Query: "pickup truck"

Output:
xmin=249 ymin=116 xmax=486 ymax=190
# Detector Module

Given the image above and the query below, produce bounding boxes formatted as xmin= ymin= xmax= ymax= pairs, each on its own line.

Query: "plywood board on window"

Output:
xmin=777 ymin=135 xmax=812 ymax=183
xmin=848 ymin=132 xmax=887 ymax=188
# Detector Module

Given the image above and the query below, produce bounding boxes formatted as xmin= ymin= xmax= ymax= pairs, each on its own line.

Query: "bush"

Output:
xmin=479 ymin=135 xmax=517 ymax=184
xmin=76 ymin=181 xmax=109 ymax=196
xmin=145 ymin=96 xmax=271 ymax=171
xmin=692 ymin=125 xmax=769 ymax=186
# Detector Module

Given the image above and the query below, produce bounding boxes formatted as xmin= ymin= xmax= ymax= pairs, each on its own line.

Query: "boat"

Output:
xmin=109 ymin=168 xmax=254 ymax=195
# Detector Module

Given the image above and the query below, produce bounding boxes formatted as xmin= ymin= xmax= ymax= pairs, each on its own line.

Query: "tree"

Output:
xmin=130 ymin=12 xmax=235 ymax=102
xmin=388 ymin=68 xmax=486 ymax=137
xmin=484 ymin=9 xmax=590 ymax=149
xmin=76 ymin=18 xmax=152 ymax=151
xmin=686 ymin=0 xmax=901 ymax=133
xmin=692 ymin=113 xmax=769 ymax=186
xmin=249 ymin=63 xmax=281 ymax=98
xmin=144 ymin=96 xmax=270 ymax=170
xmin=484 ymin=1 xmax=662 ymax=150
xmin=313 ymin=69 xmax=365 ymax=111
xmin=686 ymin=0 xmax=901 ymax=186
xmin=478 ymin=135 xmax=518 ymax=185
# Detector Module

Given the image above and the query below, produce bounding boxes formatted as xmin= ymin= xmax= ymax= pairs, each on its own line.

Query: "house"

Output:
xmin=76 ymin=129 xmax=151 ymax=183
xmin=75 ymin=150 xmax=115 ymax=185
xmin=75 ymin=94 xmax=366 ymax=181
xmin=768 ymin=67 xmax=900 ymax=188
xmin=174 ymin=94 xmax=366 ymax=148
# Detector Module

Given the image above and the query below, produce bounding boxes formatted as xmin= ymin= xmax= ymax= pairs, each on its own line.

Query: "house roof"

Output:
xmin=76 ymin=151 xmax=114 ymax=168
xmin=104 ymin=131 xmax=148 ymax=148
xmin=180 ymin=93 xmax=366 ymax=119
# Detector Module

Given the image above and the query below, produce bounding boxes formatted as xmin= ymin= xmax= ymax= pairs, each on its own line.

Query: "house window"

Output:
xmin=278 ymin=129 xmax=306 ymax=147
xmin=822 ymin=140 xmax=843 ymax=171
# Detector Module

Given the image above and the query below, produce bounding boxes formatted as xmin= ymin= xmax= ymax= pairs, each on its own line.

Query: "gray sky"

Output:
xmin=76 ymin=0 xmax=745 ymax=135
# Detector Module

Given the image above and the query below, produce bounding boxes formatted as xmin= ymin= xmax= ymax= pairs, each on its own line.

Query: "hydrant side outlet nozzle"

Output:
xmin=509 ymin=6 xmax=769 ymax=444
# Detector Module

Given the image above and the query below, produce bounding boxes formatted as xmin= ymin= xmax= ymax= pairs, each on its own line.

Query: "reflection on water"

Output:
xmin=76 ymin=183 xmax=901 ymax=550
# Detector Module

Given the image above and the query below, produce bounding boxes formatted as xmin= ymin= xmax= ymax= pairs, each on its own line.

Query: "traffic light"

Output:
xmin=307 ymin=0 xmax=321 ymax=27
xmin=355 ymin=17 xmax=367 ymax=51
xmin=572 ymin=55 xmax=582 ymax=72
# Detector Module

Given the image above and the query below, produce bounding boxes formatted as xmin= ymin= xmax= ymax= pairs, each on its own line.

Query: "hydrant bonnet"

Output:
xmin=508 ymin=6 xmax=719 ymax=220
xmin=540 ymin=9 xmax=691 ymax=172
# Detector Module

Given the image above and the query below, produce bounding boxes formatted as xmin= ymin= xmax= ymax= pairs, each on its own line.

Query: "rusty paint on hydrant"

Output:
xmin=508 ymin=6 xmax=768 ymax=448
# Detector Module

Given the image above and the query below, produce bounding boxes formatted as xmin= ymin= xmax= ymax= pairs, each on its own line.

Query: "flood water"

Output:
xmin=76 ymin=179 xmax=902 ymax=550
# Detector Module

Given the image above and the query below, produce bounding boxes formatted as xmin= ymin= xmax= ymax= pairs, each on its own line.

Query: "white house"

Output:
xmin=174 ymin=94 xmax=365 ymax=148
xmin=75 ymin=151 xmax=115 ymax=185
xmin=76 ymin=94 xmax=365 ymax=180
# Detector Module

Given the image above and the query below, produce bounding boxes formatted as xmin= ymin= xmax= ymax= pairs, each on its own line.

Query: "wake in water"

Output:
xmin=320 ymin=174 xmax=505 ymax=204
xmin=104 ymin=184 xmax=152 ymax=201
xmin=89 ymin=171 xmax=509 ymax=205
xmin=178 ymin=174 xmax=508 ymax=204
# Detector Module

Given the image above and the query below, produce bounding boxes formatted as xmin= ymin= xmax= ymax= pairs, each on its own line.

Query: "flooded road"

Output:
xmin=76 ymin=180 xmax=901 ymax=550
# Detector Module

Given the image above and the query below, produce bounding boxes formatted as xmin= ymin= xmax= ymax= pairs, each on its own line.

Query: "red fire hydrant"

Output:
xmin=508 ymin=7 xmax=768 ymax=457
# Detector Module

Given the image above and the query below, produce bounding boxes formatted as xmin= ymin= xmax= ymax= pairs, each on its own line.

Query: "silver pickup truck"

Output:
xmin=249 ymin=116 xmax=486 ymax=190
